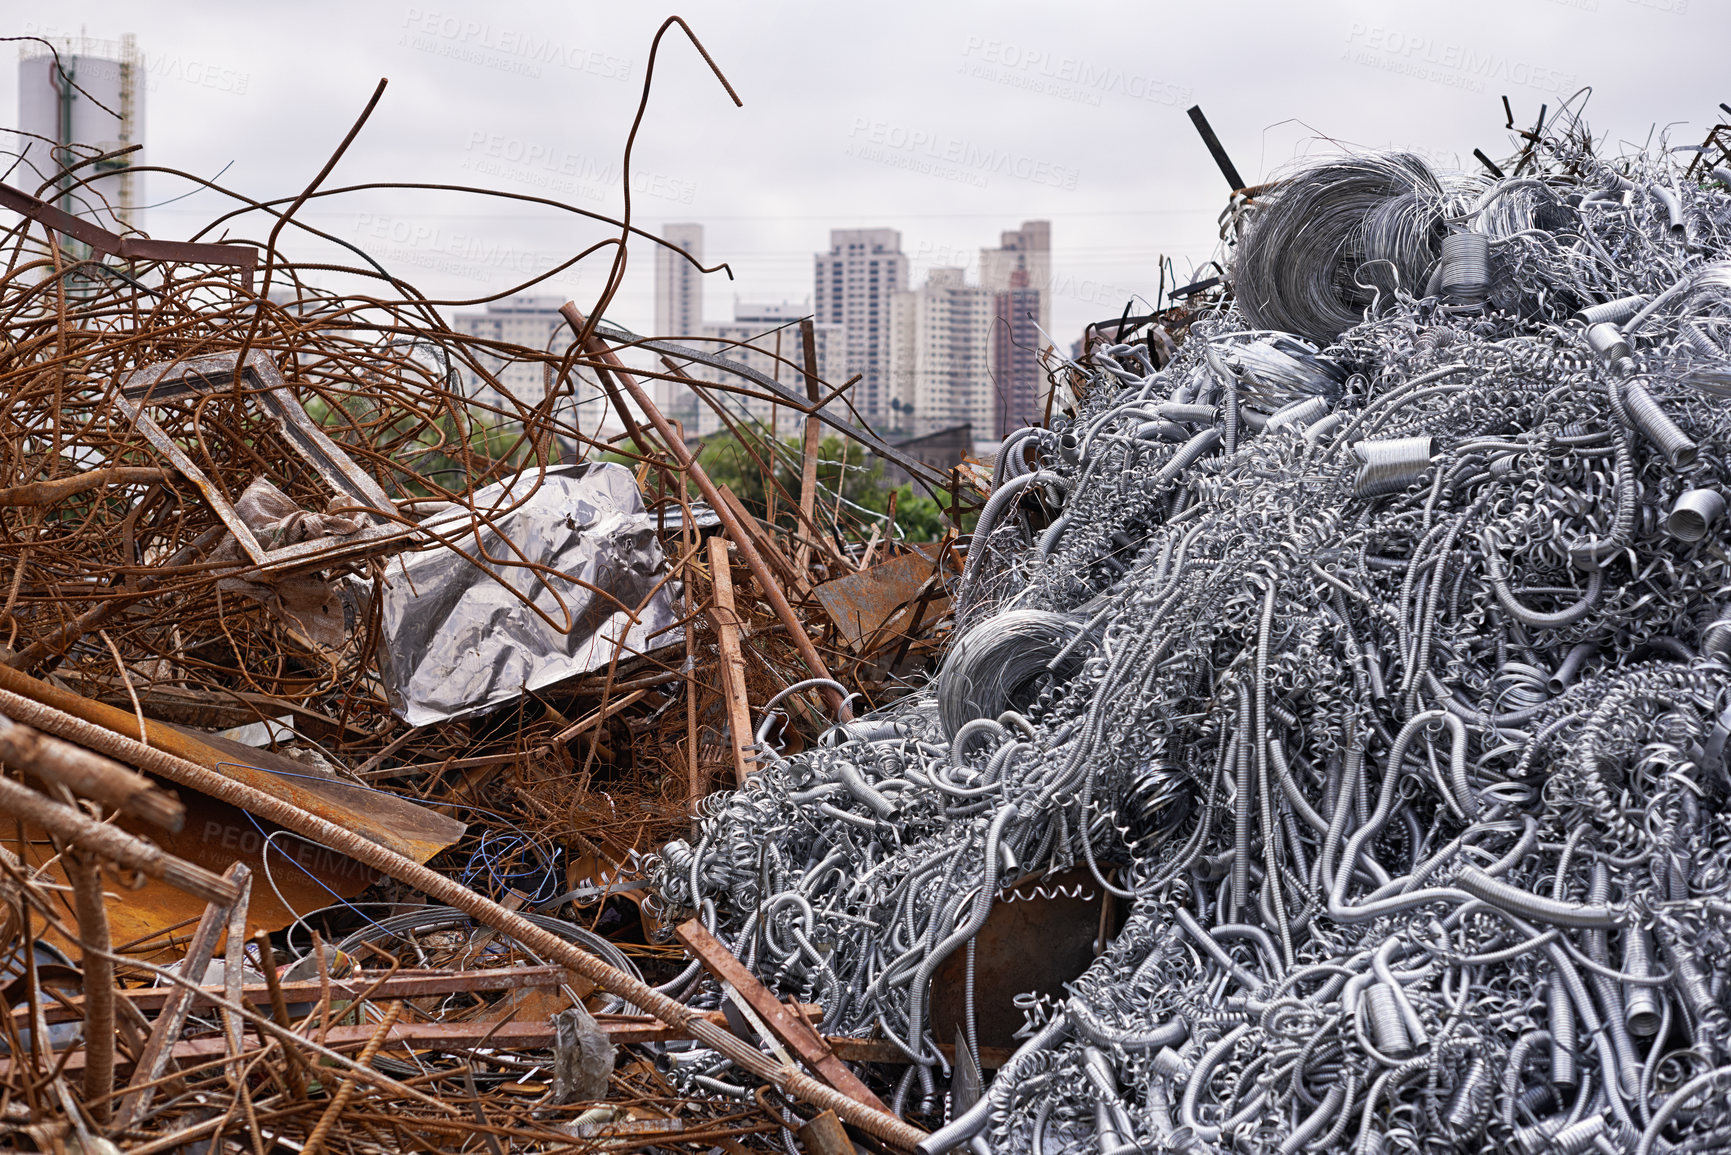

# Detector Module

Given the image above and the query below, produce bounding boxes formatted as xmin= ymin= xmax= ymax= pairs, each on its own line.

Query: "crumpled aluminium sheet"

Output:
xmin=379 ymin=463 xmax=680 ymax=726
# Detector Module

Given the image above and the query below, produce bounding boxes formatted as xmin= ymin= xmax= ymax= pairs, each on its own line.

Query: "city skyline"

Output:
xmin=14 ymin=2 xmax=1713 ymax=359
xmin=652 ymin=216 xmax=1051 ymax=446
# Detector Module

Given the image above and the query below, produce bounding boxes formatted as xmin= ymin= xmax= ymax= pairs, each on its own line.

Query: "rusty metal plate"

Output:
xmin=931 ymin=868 xmax=1116 ymax=1057
xmin=12 ymin=785 xmax=382 ymax=963
xmin=178 ymin=725 xmax=466 ymax=864
xmin=0 ymin=663 xmax=466 ymax=866
xmin=812 ymin=548 xmax=948 ymax=651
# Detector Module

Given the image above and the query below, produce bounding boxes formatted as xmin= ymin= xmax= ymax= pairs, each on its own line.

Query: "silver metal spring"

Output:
xmin=1680 ymin=320 xmax=1724 ymax=358
xmin=1352 ymin=435 xmax=1435 ymax=497
xmin=1266 ymin=395 xmax=1331 ymax=433
xmin=1572 ymin=294 xmax=1651 ymax=326
xmin=1667 ymin=489 xmax=1725 ymax=543
xmin=1622 ymin=928 xmax=1662 ymax=1038
xmin=1622 ymin=381 xmax=1698 ymax=468
xmin=1440 ymin=232 xmax=1491 ymax=306
xmin=1304 ymin=412 xmax=1345 ymax=446
xmin=1549 ymin=1112 xmax=1606 ymax=1155
xmin=1547 ymin=976 xmax=1577 ymax=1088
xmin=1585 ymin=322 xmax=1634 ymax=373
xmin=1156 ymin=402 xmax=1218 ymax=424
xmin=1364 ymin=982 xmax=1412 ymax=1057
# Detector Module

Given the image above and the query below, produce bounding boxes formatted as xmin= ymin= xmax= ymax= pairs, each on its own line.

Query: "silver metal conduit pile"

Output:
xmin=652 ymin=123 xmax=1731 ymax=1153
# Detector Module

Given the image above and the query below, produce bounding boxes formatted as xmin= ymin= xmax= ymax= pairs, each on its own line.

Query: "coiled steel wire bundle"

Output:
xmin=653 ymin=126 xmax=1731 ymax=1153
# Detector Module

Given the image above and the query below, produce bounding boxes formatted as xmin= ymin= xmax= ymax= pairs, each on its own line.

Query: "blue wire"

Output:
xmin=221 ymin=761 xmax=564 ymax=943
xmin=241 ymin=810 xmax=410 ymax=955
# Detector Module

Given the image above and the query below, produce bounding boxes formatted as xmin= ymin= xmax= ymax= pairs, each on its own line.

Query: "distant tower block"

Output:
xmin=18 ymin=33 xmax=145 ymax=233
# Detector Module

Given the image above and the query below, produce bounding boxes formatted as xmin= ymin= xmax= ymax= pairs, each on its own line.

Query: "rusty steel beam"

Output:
xmin=675 ymin=918 xmax=891 ymax=1115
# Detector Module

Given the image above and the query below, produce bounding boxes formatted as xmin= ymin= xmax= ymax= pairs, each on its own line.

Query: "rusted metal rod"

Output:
xmin=0 ymin=711 xmax=184 ymax=831
xmin=0 ymin=467 xmax=168 ymax=507
xmin=796 ymin=318 xmax=824 ymax=577
xmin=115 ymin=864 xmax=248 ymax=1128
xmin=7 ymin=524 xmax=228 ymax=673
xmin=303 ymin=1000 xmax=404 ymax=1155
xmin=64 ymin=849 xmax=115 ymax=1124
xmin=0 ymin=772 xmax=236 ymax=905
xmin=255 ymin=929 xmax=307 ymax=1100
xmin=558 ymin=302 xmax=848 ymax=720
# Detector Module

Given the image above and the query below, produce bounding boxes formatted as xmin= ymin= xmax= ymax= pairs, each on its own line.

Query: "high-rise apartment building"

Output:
xmin=991 ymin=269 xmax=1044 ymax=437
xmin=448 ymin=296 xmax=600 ymax=426
xmin=18 ymin=34 xmax=144 ymax=233
xmin=654 ymin=223 xmax=704 ymax=338
xmin=980 ymin=220 xmax=1051 ymax=336
xmin=888 ymin=268 xmax=993 ymax=439
xmin=815 ymin=228 xmax=907 ymax=431
xmin=685 ymin=303 xmax=842 ymax=437
xmin=654 ymin=223 xmax=705 ymax=417
xmin=981 ymin=220 xmax=1052 ymax=438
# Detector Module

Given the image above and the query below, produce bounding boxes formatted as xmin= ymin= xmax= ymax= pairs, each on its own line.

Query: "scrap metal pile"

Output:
xmin=654 ymin=112 xmax=1731 ymax=1153
xmin=0 ymin=24 xmax=962 ymax=1155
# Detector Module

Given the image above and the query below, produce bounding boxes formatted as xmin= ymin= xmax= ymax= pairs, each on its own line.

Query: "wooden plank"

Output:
xmin=705 ymin=537 xmax=755 ymax=785
xmin=114 ymin=863 xmax=248 ymax=1128
xmin=796 ymin=318 xmax=824 ymax=579
xmin=675 ymin=919 xmax=891 ymax=1114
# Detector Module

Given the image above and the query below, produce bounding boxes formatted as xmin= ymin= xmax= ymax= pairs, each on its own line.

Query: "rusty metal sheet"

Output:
xmin=0 ymin=662 xmax=465 ymax=866
xmin=12 ymin=785 xmax=380 ymax=962
xmin=812 ymin=547 xmax=948 ymax=651
xmin=932 ymin=868 xmax=1116 ymax=1056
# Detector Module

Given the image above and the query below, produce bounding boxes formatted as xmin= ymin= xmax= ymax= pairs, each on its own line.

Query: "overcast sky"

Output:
xmin=5 ymin=0 xmax=1727 ymax=347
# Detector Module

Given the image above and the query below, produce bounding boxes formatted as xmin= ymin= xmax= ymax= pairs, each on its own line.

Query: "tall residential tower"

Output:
xmin=888 ymin=267 xmax=994 ymax=439
xmin=654 ymin=222 xmax=705 ymax=338
xmin=815 ymin=228 xmax=907 ymax=431
xmin=982 ymin=221 xmax=1051 ymax=438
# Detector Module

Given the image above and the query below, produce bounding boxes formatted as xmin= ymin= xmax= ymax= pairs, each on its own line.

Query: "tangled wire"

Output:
xmin=654 ymin=119 xmax=1731 ymax=1154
